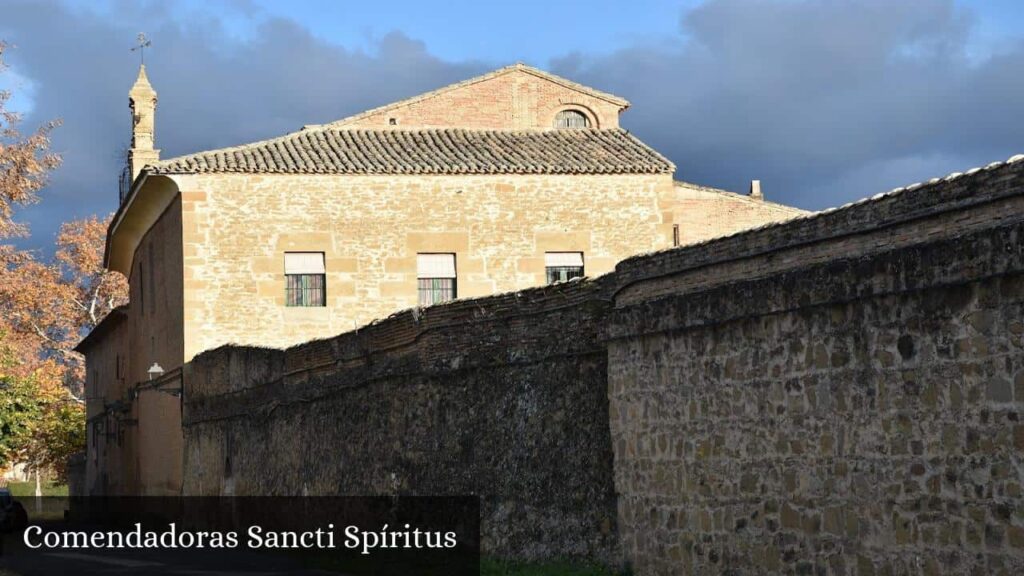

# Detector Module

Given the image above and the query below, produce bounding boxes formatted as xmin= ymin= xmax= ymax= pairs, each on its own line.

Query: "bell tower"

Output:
xmin=128 ymin=64 xmax=159 ymax=179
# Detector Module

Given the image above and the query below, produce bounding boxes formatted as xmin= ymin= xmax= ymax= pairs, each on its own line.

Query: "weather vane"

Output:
xmin=131 ymin=33 xmax=152 ymax=65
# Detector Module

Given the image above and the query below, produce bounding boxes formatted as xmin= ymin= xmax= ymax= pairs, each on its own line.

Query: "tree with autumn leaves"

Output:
xmin=0 ymin=41 xmax=128 ymax=479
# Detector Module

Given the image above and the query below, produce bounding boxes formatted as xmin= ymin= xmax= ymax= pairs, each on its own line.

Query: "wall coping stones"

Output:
xmin=613 ymin=155 xmax=1024 ymax=306
xmin=185 ymin=275 xmax=614 ymax=422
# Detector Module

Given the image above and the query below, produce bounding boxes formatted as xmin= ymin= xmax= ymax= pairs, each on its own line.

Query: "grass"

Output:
xmin=4 ymin=481 xmax=68 ymax=497
xmin=3 ymin=482 xmax=69 ymax=521
xmin=481 ymin=558 xmax=628 ymax=576
xmin=291 ymin=553 xmax=623 ymax=575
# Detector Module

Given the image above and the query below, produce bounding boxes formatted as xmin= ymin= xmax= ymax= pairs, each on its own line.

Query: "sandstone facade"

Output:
xmin=177 ymin=172 xmax=671 ymax=354
xmin=79 ymin=198 xmax=185 ymax=495
xmin=80 ymin=307 xmax=130 ymax=494
xmin=670 ymin=180 xmax=805 ymax=246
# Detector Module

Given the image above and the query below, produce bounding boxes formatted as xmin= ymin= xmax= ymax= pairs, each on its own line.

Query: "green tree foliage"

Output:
xmin=0 ymin=335 xmax=85 ymax=480
xmin=0 ymin=370 xmax=41 ymax=469
xmin=31 ymin=398 xmax=86 ymax=479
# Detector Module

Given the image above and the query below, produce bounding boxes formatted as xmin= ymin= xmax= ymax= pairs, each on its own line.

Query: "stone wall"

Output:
xmin=83 ymin=196 xmax=184 ymax=494
xmin=130 ymin=198 xmax=185 ymax=496
xmin=670 ymin=181 xmax=807 ymax=246
xmin=179 ymin=155 xmax=1024 ymax=571
xmin=80 ymin=307 xmax=132 ymax=495
xmin=608 ymin=157 xmax=1024 ymax=574
xmin=176 ymin=172 xmax=674 ymax=356
xmin=182 ymin=278 xmax=621 ymax=563
xmin=83 ymin=197 xmax=185 ymax=497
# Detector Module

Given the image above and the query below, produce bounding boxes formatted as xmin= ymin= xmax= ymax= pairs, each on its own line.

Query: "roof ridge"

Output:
xmin=673 ymin=179 xmax=737 ymax=196
xmin=324 ymin=63 xmax=629 ymax=128
xmin=673 ymin=180 xmax=809 ymax=214
xmin=146 ymin=127 xmax=674 ymax=177
xmin=627 ymin=153 xmax=1024 ymax=262
xmin=511 ymin=63 xmax=630 ymax=107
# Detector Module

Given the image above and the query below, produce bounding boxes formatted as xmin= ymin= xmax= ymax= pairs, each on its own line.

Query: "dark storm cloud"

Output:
xmin=3 ymin=0 xmax=1024 ymax=250
xmin=1 ymin=1 xmax=487 ymax=247
xmin=553 ymin=0 xmax=1024 ymax=208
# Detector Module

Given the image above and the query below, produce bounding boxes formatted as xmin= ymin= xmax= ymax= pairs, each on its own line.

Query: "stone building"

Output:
xmin=77 ymin=63 xmax=805 ymax=496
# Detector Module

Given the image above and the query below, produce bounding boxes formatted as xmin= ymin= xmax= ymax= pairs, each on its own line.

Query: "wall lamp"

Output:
xmin=147 ymin=362 xmax=165 ymax=381
xmin=130 ymin=364 xmax=183 ymax=401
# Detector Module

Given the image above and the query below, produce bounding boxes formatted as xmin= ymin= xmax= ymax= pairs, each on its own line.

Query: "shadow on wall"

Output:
xmin=184 ymin=155 xmax=1024 ymax=572
xmin=183 ymin=277 xmax=621 ymax=564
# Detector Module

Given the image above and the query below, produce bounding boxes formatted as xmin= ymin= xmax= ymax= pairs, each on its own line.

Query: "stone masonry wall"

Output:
xmin=670 ymin=182 xmax=808 ymax=247
xmin=176 ymin=172 xmax=674 ymax=358
xmin=180 ymin=154 xmax=1024 ymax=571
xmin=182 ymin=278 xmax=621 ymax=563
xmin=129 ymin=198 xmax=185 ymax=496
xmin=608 ymin=157 xmax=1024 ymax=574
xmin=82 ymin=309 xmax=132 ymax=496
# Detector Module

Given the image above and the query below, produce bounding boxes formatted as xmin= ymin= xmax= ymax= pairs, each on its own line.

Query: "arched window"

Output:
xmin=554 ymin=109 xmax=590 ymax=129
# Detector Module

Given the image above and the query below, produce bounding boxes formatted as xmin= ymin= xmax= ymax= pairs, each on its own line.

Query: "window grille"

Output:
xmin=286 ymin=274 xmax=325 ymax=307
xmin=284 ymin=252 xmax=326 ymax=307
xmin=417 ymin=253 xmax=457 ymax=306
xmin=554 ymin=109 xmax=590 ymax=129
xmin=418 ymin=278 xmax=457 ymax=306
xmin=545 ymin=252 xmax=584 ymax=284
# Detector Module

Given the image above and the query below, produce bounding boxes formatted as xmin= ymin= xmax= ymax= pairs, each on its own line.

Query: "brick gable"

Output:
xmin=330 ymin=63 xmax=628 ymax=130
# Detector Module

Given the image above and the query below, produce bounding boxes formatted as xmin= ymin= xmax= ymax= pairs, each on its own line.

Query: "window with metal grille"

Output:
xmin=417 ymin=253 xmax=457 ymax=306
xmin=554 ymin=109 xmax=590 ymax=129
xmin=284 ymin=252 xmax=326 ymax=307
xmin=545 ymin=252 xmax=584 ymax=284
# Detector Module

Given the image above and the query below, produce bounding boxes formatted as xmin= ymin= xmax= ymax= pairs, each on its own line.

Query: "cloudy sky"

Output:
xmin=2 ymin=0 xmax=1023 ymax=250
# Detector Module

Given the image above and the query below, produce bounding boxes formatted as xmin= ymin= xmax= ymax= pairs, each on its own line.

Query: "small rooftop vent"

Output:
xmin=749 ymin=180 xmax=763 ymax=200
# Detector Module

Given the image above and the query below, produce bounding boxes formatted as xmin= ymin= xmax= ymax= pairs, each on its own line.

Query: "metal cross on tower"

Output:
xmin=131 ymin=33 xmax=152 ymax=65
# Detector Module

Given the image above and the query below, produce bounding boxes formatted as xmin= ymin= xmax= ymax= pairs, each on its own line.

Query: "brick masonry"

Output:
xmin=333 ymin=65 xmax=625 ymax=130
xmin=670 ymin=181 xmax=806 ymax=247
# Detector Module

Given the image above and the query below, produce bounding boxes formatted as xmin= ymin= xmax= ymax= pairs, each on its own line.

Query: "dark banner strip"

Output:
xmin=0 ymin=496 xmax=479 ymax=576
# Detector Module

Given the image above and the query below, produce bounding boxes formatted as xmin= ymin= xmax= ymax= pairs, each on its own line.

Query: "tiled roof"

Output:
xmin=147 ymin=128 xmax=674 ymax=176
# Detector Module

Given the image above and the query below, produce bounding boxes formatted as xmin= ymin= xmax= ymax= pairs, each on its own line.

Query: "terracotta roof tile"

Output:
xmin=148 ymin=127 xmax=674 ymax=176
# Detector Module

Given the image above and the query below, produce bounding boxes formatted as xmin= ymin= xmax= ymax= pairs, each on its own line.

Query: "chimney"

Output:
xmin=749 ymin=180 xmax=763 ymax=200
xmin=128 ymin=65 xmax=159 ymax=179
